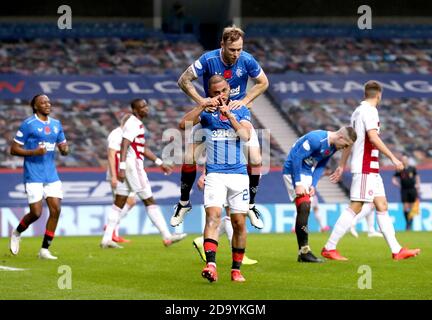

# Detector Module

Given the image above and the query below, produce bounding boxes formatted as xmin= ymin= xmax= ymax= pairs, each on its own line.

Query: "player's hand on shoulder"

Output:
xmin=329 ymin=167 xmax=343 ymax=183
xmin=228 ymin=99 xmax=245 ymax=110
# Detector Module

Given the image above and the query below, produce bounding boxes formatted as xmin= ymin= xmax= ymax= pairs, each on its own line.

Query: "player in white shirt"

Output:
xmin=322 ymin=81 xmax=420 ymax=261
xmin=101 ymin=99 xmax=187 ymax=248
xmin=105 ymin=114 xmax=136 ymax=243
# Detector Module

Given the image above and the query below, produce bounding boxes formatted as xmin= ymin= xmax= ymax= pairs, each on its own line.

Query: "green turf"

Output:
xmin=0 ymin=232 xmax=430 ymax=300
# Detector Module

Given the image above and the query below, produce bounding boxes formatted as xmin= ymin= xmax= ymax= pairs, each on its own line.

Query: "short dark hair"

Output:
xmin=30 ymin=94 xmax=44 ymax=113
xmin=208 ymin=75 xmax=228 ymax=88
xmin=364 ymin=81 xmax=382 ymax=99
xmin=130 ymin=98 xmax=147 ymax=110
xmin=222 ymin=25 xmax=244 ymax=43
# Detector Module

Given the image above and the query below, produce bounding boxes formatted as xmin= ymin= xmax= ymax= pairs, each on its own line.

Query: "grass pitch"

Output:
xmin=0 ymin=232 xmax=430 ymax=300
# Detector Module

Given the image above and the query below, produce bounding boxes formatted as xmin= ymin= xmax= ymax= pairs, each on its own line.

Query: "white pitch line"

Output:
xmin=0 ymin=265 xmax=26 ymax=271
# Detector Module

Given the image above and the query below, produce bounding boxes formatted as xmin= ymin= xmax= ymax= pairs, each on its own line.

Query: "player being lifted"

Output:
xmin=283 ymin=127 xmax=357 ymax=262
xmin=171 ymin=25 xmax=269 ymax=230
xmin=100 ymin=99 xmax=186 ymax=248
xmin=322 ymin=81 xmax=421 ymax=261
xmin=10 ymin=94 xmax=69 ymax=260
xmin=180 ymin=75 xmax=253 ymax=282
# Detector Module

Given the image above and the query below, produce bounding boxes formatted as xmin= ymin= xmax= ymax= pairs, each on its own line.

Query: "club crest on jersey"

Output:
xmin=236 ymin=67 xmax=243 ymax=77
xmin=223 ymin=69 xmax=232 ymax=79
xmin=44 ymin=126 xmax=51 ymax=134
xmin=368 ymin=190 xmax=374 ymax=196
xmin=324 ymin=149 xmax=330 ymax=155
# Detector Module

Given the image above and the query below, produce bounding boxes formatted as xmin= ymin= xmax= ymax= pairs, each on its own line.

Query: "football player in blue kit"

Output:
xmin=179 ymin=75 xmax=253 ymax=282
xmin=9 ymin=94 xmax=69 ymax=260
xmin=283 ymin=128 xmax=357 ymax=263
xmin=171 ymin=25 xmax=269 ymax=231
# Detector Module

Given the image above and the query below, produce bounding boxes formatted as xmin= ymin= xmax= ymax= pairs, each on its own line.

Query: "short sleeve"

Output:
xmin=14 ymin=122 xmax=29 ymax=145
xmin=246 ymin=55 xmax=262 ymax=79
xmin=238 ymin=107 xmax=252 ymax=123
xmin=191 ymin=53 xmax=209 ymax=78
xmin=364 ymin=108 xmax=379 ymax=132
xmin=56 ymin=122 xmax=66 ymax=144
xmin=108 ymin=129 xmax=121 ymax=151
xmin=122 ymin=119 xmax=138 ymax=142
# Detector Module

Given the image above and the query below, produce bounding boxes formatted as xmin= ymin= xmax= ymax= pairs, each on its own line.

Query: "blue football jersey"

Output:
xmin=192 ymin=49 xmax=262 ymax=100
xmin=283 ymin=130 xmax=336 ymax=187
xmin=199 ymin=106 xmax=251 ymax=174
xmin=14 ymin=115 xmax=66 ymax=183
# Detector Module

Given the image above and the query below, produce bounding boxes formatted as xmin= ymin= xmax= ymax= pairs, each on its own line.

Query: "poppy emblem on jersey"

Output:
xmin=219 ymin=113 xmax=229 ymax=121
xmin=223 ymin=69 xmax=232 ymax=79
xmin=44 ymin=126 xmax=51 ymax=134
xmin=236 ymin=67 xmax=243 ymax=77
xmin=324 ymin=150 xmax=330 ymax=155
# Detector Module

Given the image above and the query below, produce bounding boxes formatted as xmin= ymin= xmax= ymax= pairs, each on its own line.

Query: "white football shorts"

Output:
xmin=283 ymin=174 xmax=313 ymax=202
xmin=350 ymin=173 xmax=385 ymax=202
xmin=204 ymin=172 xmax=249 ymax=213
xmin=115 ymin=158 xmax=152 ymax=200
xmin=25 ymin=181 xmax=63 ymax=204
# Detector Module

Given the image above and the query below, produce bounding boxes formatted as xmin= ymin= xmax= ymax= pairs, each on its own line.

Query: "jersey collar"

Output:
xmin=34 ymin=114 xmax=50 ymax=124
xmin=219 ymin=49 xmax=234 ymax=67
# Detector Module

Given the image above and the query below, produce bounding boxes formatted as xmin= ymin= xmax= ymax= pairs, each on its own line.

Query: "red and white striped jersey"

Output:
xmin=122 ymin=115 xmax=146 ymax=161
xmin=107 ymin=127 xmax=122 ymax=178
xmin=350 ymin=101 xmax=380 ymax=174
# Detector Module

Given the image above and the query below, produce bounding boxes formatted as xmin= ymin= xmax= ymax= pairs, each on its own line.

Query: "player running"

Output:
xmin=283 ymin=127 xmax=357 ymax=262
xmin=322 ymin=81 xmax=421 ymax=261
xmin=180 ymin=75 xmax=253 ymax=282
xmin=171 ymin=24 xmax=269 ymax=230
xmin=9 ymin=94 xmax=69 ymax=260
xmin=100 ymin=99 xmax=186 ymax=248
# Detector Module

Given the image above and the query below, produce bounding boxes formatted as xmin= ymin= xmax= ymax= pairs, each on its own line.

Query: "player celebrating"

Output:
xmin=105 ymin=114 xmax=135 ymax=243
xmin=283 ymin=127 xmax=357 ymax=262
xmin=9 ymin=94 xmax=69 ymax=260
xmin=180 ymin=75 xmax=253 ymax=282
xmin=100 ymin=99 xmax=186 ymax=248
xmin=322 ymin=81 xmax=421 ymax=261
xmin=171 ymin=24 xmax=269 ymax=230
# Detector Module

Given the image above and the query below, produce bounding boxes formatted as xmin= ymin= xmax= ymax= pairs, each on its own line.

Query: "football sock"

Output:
xmin=232 ymin=247 xmax=245 ymax=270
xmin=365 ymin=208 xmax=377 ymax=233
xmin=313 ymin=209 xmax=325 ymax=229
xmin=295 ymin=201 xmax=311 ymax=249
xmin=16 ymin=212 xmax=38 ymax=233
xmin=325 ymin=207 xmax=356 ymax=250
xmin=115 ymin=203 xmax=132 ymax=237
xmin=42 ymin=230 xmax=54 ymax=249
xmin=247 ymin=165 xmax=261 ymax=205
xmin=146 ymin=204 xmax=171 ymax=239
xmin=376 ymin=211 xmax=402 ymax=254
xmin=204 ymin=239 xmax=218 ymax=264
xmin=102 ymin=205 xmax=122 ymax=243
xmin=180 ymin=164 xmax=197 ymax=202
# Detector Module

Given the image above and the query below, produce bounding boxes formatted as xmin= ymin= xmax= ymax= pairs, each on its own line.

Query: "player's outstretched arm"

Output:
xmin=10 ymin=141 xmax=46 ymax=157
xmin=178 ymin=65 xmax=206 ymax=104
xmin=329 ymin=145 xmax=352 ymax=183
xmin=367 ymin=129 xmax=403 ymax=171
xmin=142 ymin=148 xmax=172 ymax=175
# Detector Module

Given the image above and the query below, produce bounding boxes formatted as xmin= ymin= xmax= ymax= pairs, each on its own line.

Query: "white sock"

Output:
xmin=146 ymin=204 xmax=171 ymax=239
xmin=376 ymin=211 xmax=402 ymax=254
xmin=313 ymin=209 xmax=325 ymax=229
xmin=115 ymin=203 xmax=132 ymax=237
xmin=325 ymin=208 xmax=356 ymax=250
xmin=224 ymin=216 xmax=234 ymax=247
xmin=102 ymin=205 xmax=122 ymax=243
xmin=365 ymin=209 xmax=376 ymax=233
xmin=351 ymin=203 xmax=372 ymax=227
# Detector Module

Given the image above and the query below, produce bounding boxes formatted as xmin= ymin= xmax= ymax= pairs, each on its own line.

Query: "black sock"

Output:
xmin=232 ymin=247 xmax=245 ymax=270
xmin=295 ymin=201 xmax=311 ymax=250
xmin=248 ymin=171 xmax=261 ymax=205
xmin=42 ymin=231 xmax=54 ymax=249
xmin=16 ymin=213 xmax=38 ymax=233
xmin=180 ymin=164 xmax=197 ymax=202
xmin=203 ymin=238 xmax=218 ymax=264
xmin=403 ymin=211 xmax=410 ymax=230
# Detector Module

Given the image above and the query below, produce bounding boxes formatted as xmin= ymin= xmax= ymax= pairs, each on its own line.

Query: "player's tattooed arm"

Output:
xmin=177 ymin=65 xmax=204 ymax=104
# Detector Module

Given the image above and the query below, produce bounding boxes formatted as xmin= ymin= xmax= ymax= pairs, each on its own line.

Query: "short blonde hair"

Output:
xmin=364 ymin=80 xmax=382 ymax=99
xmin=222 ymin=25 xmax=244 ymax=43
